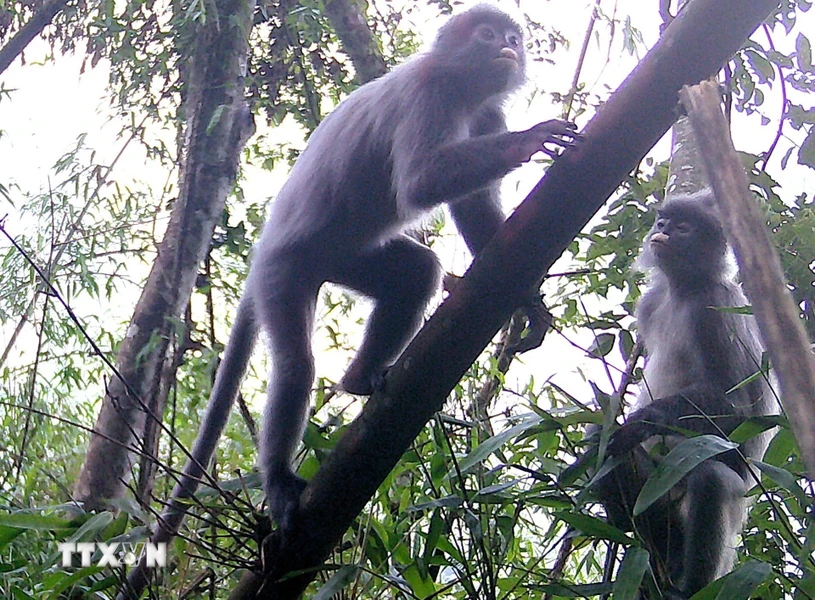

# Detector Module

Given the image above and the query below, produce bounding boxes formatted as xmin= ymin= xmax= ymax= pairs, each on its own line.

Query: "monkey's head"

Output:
xmin=431 ymin=5 xmax=526 ymax=99
xmin=640 ymin=193 xmax=729 ymax=285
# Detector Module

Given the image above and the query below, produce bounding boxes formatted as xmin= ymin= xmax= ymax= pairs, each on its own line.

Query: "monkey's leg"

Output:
xmin=595 ymin=448 xmax=684 ymax=594
xmin=252 ymin=264 xmax=319 ymax=530
xmin=332 ymin=236 xmax=442 ymax=395
xmin=594 ymin=447 xmax=651 ymax=532
xmin=679 ymin=460 xmax=746 ymax=595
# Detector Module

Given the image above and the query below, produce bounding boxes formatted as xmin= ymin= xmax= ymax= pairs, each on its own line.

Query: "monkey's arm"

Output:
xmin=448 ymin=105 xmax=509 ymax=255
xmin=449 ymin=187 xmax=505 ymax=255
xmin=443 ymin=108 xmax=555 ymax=353
xmin=395 ymin=118 xmax=578 ymax=211
xmin=608 ymin=392 xmax=747 ymax=456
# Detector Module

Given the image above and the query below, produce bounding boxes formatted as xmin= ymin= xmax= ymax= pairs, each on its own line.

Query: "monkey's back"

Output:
xmin=258 ymin=56 xmax=473 ymax=255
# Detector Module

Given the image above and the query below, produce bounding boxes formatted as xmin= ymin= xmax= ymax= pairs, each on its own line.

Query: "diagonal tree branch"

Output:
xmin=681 ymin=80 xmax=815 ymax=478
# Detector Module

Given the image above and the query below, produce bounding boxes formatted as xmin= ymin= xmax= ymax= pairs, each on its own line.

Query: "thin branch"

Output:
xmin=758 ymin=23 xmax=788 ymax=174
xmin=0 ymin=0 xmax=70 ymax=75
xmin=564 ymin=0 xmax=601 ymax=121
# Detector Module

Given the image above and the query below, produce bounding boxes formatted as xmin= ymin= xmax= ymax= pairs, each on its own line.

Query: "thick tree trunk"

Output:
xmin=75 ymin=0 xmax=256 ymax=511
xmin=239 ymin=0 xmax=781 ymax=597
xmin=324 ymin=0 xmax=387 ymax=84
xmin=665 ymin=0 xmax=711 ymax=198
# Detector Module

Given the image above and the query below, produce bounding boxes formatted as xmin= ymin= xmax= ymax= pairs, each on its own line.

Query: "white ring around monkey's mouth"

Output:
xmin=497 ymin=47 xmax=519 ymax=70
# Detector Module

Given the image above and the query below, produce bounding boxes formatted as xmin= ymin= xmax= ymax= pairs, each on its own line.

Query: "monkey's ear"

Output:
xmin=695 ymin=188 xmax=718 ymax=211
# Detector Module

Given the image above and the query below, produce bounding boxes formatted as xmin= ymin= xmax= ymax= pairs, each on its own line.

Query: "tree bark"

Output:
xmin=0 ymin=0 xmax=69 ymax=76
xmin=242 ymin=0 xmax=781 ymax=597
xmin=665 ymin=0 xmax=712 ymax=198
xmin=680 ymin=81 xmax=815 ymax=478
xmin=75 ymin=0 xmax=256 ymax=512
xmin=324 ymin=0 xmax=387 ymax=84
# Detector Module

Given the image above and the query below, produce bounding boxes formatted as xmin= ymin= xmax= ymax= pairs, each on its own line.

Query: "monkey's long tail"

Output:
xmin=120 ymin=299 xmax=258 ymax=598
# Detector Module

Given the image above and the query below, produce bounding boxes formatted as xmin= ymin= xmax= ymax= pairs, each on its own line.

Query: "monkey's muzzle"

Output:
xmin=497 ymin=47 xmax=519 ymax=70
xmin=650 ymin=232 xmax=669 ymax=246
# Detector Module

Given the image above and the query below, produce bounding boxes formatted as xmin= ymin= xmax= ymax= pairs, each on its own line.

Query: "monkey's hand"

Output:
xmin=508 ymin=120 xmax=581 ymax=165
xmin=339 ymin=366 xmax=388 ymax=396
xmin=507 ymin=296 xmax=553 ymax=354
xmin=607 ymin=393 xmax=743 ymax=456
xmin=606 ymin=418 xmax=659 ymax=457
xmin=606 ymin=399 xmax=694 ymax=456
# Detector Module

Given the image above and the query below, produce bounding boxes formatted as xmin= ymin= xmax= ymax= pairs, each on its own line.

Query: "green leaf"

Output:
xmin=634 ymin=436 xmax=737 ymax=516
xmin=530 ymin=582 xmax=613 ymax=596
xmin=402 ymin=564 xmax=436 ymax=599
xmin=713 ymin=561 xmax=772 ymax=599
xmin=612 ymin=546 xmax=649 ymax=599
xmin=795 ymin=33 xmax=813 ymax=73
xmin=751 ymin=460 xmax=809 ymax=505
xmin=0 ymin=512 xmax=72 ymax=531
xmin=691 ymin=560 xmax=772 ymax=600
xmin=65 ymin=511 xmax=114 ymax=543
xmin=446 ymin=414 xmax=542 ymax=478
xmin=0 ymin=525 xmax=24 ymax=549
xmin=619 ymin=328 xmax=635 ymax=361
xmin=588 ymin=332 xmax=615 ymax=358
xmin=312 ymin=565 xmax=359 ymax=600
xmin=44 ymin=566 xmax=105 ymax=600
xmin=799 ymin=128 xmax=815 ymax=169
xmin=554 ymin=511 xmax=635 ymax=545
xmin=407 ymin=496 xmax=463 ymax=512
xmin=206 ymin=104 xmax=227 ymax=135
xmin=728 ymin=415 xmax=780 ymax=444
xmin=422 ymin=509 xmax=443 ymax=563
xmin=474 ymin=478 xmax=522 ymax=496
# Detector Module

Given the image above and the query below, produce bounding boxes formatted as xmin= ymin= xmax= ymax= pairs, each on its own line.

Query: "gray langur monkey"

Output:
xmin=172 ymin=4 xmax=580 ymax=533
xmin=594 ymin=192 xmax=777 ymax=599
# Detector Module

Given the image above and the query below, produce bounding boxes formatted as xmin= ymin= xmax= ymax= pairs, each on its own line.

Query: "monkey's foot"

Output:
xmin=338 ymin=366 xmax=388 ymax=396
xmin=267 ymin=471 xmax=308 ymax=533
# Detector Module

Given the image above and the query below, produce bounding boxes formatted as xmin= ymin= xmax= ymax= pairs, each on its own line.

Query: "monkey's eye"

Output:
xmin=506 ymin=33 xmax=521 ymax=48
xmin=674 ymin=222 xmax=692 ymax=235
xmin=478 ymin=25 xmax=497 ymax=41
xmin=655 ymin=218 xmax=667 ymax=230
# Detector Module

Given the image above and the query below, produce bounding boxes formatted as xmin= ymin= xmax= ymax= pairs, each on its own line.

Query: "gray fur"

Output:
xmin=597 ymin=191 xmax=777 ymax=597
xmin=168 ymin=3 xmax=578 ymax=534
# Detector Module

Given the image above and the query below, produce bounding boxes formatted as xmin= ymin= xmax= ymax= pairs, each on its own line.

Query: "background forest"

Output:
xmin=0 ymin=0 xmax=813 ymax=598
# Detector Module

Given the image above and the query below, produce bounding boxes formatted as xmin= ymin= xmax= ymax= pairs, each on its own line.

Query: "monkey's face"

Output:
xmin=433 ymin=10 xmax=527 ymax=96
xmin=647 ymin=202 xmax=726 ymax=281
xmin=466 ymin=21 xmax=526 ymax=91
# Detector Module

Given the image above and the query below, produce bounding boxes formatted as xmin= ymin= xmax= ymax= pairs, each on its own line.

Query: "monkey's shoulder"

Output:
xmin=637 ymin=278 xmax=747 ymax=322
xmin=636 ymin=278 xmax=756 ymax=356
